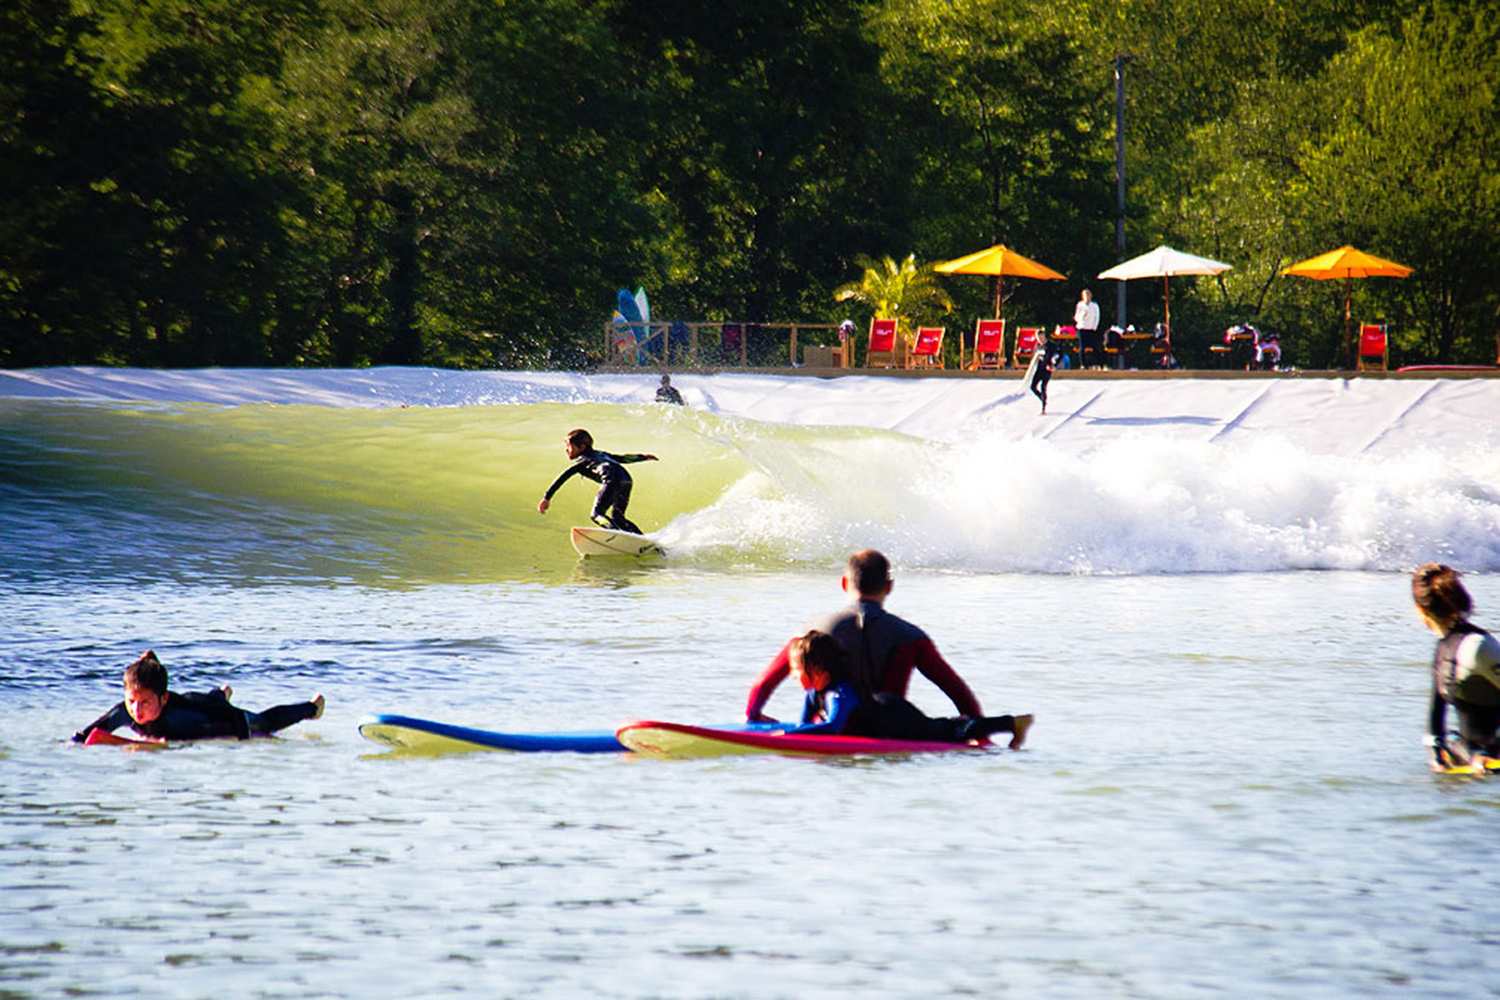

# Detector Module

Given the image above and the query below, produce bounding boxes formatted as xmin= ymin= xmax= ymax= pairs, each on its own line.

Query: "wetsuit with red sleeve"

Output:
xmin=745 ymin=599 xmax=982 ymax=721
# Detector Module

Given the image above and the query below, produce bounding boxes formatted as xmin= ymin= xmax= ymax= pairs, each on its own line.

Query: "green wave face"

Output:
xmin=2 ymin=399 xmax=926 ymax=586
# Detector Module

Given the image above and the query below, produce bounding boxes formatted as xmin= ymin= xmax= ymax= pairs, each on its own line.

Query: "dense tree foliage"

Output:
xmin=1 ymin=0 xmax=1494 ymax=368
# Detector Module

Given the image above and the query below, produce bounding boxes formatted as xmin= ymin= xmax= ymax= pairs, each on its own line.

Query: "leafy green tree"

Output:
xmin=0 ymin=0 xmax=314 ymax=366
xmin=868 ymin=0 xmax=1110 ymax=325
xmin=1291 ymin=2 xmax=1500 ymax=365
xmin=612 ymin=0 xmax=897 ymax=327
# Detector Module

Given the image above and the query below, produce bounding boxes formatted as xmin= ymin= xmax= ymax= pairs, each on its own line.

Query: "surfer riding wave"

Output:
xmin=537 ymin=428 xmax=658 ymax=535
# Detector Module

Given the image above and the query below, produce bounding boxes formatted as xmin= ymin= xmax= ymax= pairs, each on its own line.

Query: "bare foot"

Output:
xmin=219 ymin=684 xmax=233 ymax=701
xmin=1008 ymin=714 xmax=1033 ymax=750
xmin=310 ymin=693 xmax=325 ymax=720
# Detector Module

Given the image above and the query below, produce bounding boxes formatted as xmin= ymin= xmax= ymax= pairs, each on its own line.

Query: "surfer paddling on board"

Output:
xmin=538 ymin=428 xmax=658 ymax=535
xmin=745 ymin=549 xmax=1032 ymax=749
xmin=1413 ymin=564 xmax=1500 ymax=772
xmin=71 ymin=650 xmax=325 ymax=743
xmin=788 ymin=630 xmax=1028 ymax=744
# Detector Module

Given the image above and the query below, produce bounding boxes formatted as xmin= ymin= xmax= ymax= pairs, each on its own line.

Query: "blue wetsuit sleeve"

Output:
xmin=790 ymin=683 xmax=857 ymax=735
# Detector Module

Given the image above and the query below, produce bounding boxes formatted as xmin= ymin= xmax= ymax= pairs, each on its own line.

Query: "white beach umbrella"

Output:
xmin=1097 ymin=244 xmax=1233 ymax=342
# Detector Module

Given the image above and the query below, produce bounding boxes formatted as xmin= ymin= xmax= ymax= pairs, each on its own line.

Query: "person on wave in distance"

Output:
xmin=537 ymin=428 xmax=659 ymax=535
xmin=788 ymin=630 xmax=1030 ymax=746
xmin=1413 ymin=563 xmax=1500 ymax=772
xmin=745 ymin=549 xmax=1031 ymax=748
xmin=655 ymin=374 xmax=685 ymax=406
xmin=72 ymin=650 xmax=324 ymax=743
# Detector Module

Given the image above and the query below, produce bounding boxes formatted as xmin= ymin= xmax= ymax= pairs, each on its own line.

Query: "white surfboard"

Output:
xmin=569 ymin=526 xmax=665 ymax=558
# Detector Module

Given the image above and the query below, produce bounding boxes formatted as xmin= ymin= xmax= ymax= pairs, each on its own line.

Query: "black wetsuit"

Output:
xmin=1428 ymin=621 xmax=1500 ymax=761
xmin=1028 ymin=345 xmax=1058 ymax=411
xmin=656 ymin=386 xmax=685 ymax=405
xmin=72 ymin=689 xmax=319 ymax=742
xmin=543 ymin=448 xmax=652 ymax=534
xmin=795 ymin=680 xmax=1017 ymax=743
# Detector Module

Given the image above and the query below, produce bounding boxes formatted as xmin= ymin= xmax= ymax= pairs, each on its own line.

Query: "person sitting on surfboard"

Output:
xmin=70 ymin=650 xmax=325 ymax=743
xmin=745 ymin=549 xmax=1030 ymax=747
xmin=537 ymin=428 xmax=658 ymax=536
xmin=788 ymin=630 xmax=1030 ymax=746
xmin=1413 ymin=563 xmax=1500 ymax=772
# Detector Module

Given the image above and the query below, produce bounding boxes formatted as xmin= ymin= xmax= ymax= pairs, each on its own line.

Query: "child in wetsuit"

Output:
xmin=71 ymin=650 xmax=325 ymax=743
xmin=788 ymin=631 xmax=1032 ymax=748
xmin=537 ymin=428 xmax=659 ymax=535
xmin=1413 ymin=563 xmax=1500 ymax=772
xmin=1026 ymin=329 xmax=1058 ymax=414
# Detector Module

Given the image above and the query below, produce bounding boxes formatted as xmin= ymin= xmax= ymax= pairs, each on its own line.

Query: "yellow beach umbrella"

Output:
xmin=935 ymin=244 xmax=1067 ymax=368
xmin=1282 ymin=245 xmax=1413 ymax=366
xmin=934 ymin=243 xmax=1067 ymax=319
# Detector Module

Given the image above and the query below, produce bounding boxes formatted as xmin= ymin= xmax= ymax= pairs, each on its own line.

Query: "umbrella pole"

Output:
xmin=1350 ymin=277 xmax=1362 ymax=371
xmin=1163 ymin=275 xmax=1170 ymax=336
xmin=1163 ymin=276 xmax=1171 ymax=361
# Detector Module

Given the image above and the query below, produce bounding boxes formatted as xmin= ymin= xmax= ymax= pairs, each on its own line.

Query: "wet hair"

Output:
xmin=1412 ymin=563 xmax=1472 ymax=623
xmin=124 ymin=650 xmax=168 ymax=694
xmin=846 ymin=549 xmax=892 ymax=596
xmin=660 ymin=375 xmax=672 ymax=385
xmin=789 ymin=630 xmax=850 ymax=685
xmin=565 ymin=428 xmax=593 ymax=451
xmin=1410 ymin=563 xmax=1470 ymax=626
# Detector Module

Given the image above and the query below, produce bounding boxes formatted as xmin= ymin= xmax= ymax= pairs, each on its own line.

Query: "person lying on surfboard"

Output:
xmin=788 ymin=630 xmax=1030 ymax=747
xmin=70 ymin=650 xmax=325 ymax=743
xmin=537 ymin=428 xmax=658 ymax=535
xmin=1413 ymin=563 xmax=1500 ymax=772
xmin=745 ymin=549 xmax=1030 ymax=746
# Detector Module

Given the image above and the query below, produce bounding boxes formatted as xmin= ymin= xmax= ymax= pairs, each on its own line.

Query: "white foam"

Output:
xmin=5 ymin=366 xmax=1500 ymax=459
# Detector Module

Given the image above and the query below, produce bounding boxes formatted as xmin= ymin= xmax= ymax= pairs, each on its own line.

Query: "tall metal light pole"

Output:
xmin=1113 ymin=54 xmax=1137 ymax=330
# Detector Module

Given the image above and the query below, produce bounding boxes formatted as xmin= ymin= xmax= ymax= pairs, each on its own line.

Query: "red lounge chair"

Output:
xmin=866 ymin=317 xmax=900 ymax=368
xmin=1357 ymin=323 xmax=1388 ymax=371
xmin=1013 ymin=327 xmax=1039 ymax=367
xmin=908 ymin=326 xmax=945 ymax=369
xmin=970 ymin=319 xmax=1005 ymax=370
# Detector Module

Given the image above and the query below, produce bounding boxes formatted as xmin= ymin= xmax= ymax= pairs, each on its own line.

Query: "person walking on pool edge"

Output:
xmin=538 ymin=428 xmax=658 ymax=535
xmin=1026 ymin=328 xmax=1059 ymax=415
xmin=745 ymin=549 xmax=1031 ymax=749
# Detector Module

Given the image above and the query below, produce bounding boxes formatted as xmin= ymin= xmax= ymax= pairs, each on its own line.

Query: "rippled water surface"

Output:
xmin=4 ymin=570 xmax=1499 ymax=999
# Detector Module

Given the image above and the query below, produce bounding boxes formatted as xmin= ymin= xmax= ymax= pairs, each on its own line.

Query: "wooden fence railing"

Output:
xmin=603 ymin=321 xmax=848 ymax=368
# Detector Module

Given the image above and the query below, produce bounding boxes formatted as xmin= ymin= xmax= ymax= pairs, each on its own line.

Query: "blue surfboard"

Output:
xmin=616 ymin=288 xmax=648 ymax=364
xmin=358 ymin=714 xmax=779 ymax=755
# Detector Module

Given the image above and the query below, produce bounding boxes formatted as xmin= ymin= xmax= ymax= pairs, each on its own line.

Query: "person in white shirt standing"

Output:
xmin=1073 ymin=289 xmax=1102 ymax=368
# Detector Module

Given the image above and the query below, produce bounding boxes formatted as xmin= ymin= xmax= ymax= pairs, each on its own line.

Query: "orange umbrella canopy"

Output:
xmin=934 ymin=243 xmax=1066 ymax=318
xmin=1282 ymin=245 xmax=1413 ymax=280
xmin=1282 ymin=246 xmax=1414 ymax=365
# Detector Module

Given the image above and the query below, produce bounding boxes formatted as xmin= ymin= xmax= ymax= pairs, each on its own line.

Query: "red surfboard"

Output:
xmin=616 ymin=720 xmax=991 ymax=759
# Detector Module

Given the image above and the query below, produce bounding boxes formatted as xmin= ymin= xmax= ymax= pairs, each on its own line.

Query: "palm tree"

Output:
xmin=833 ymin=254 xmax=954 ymax=347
